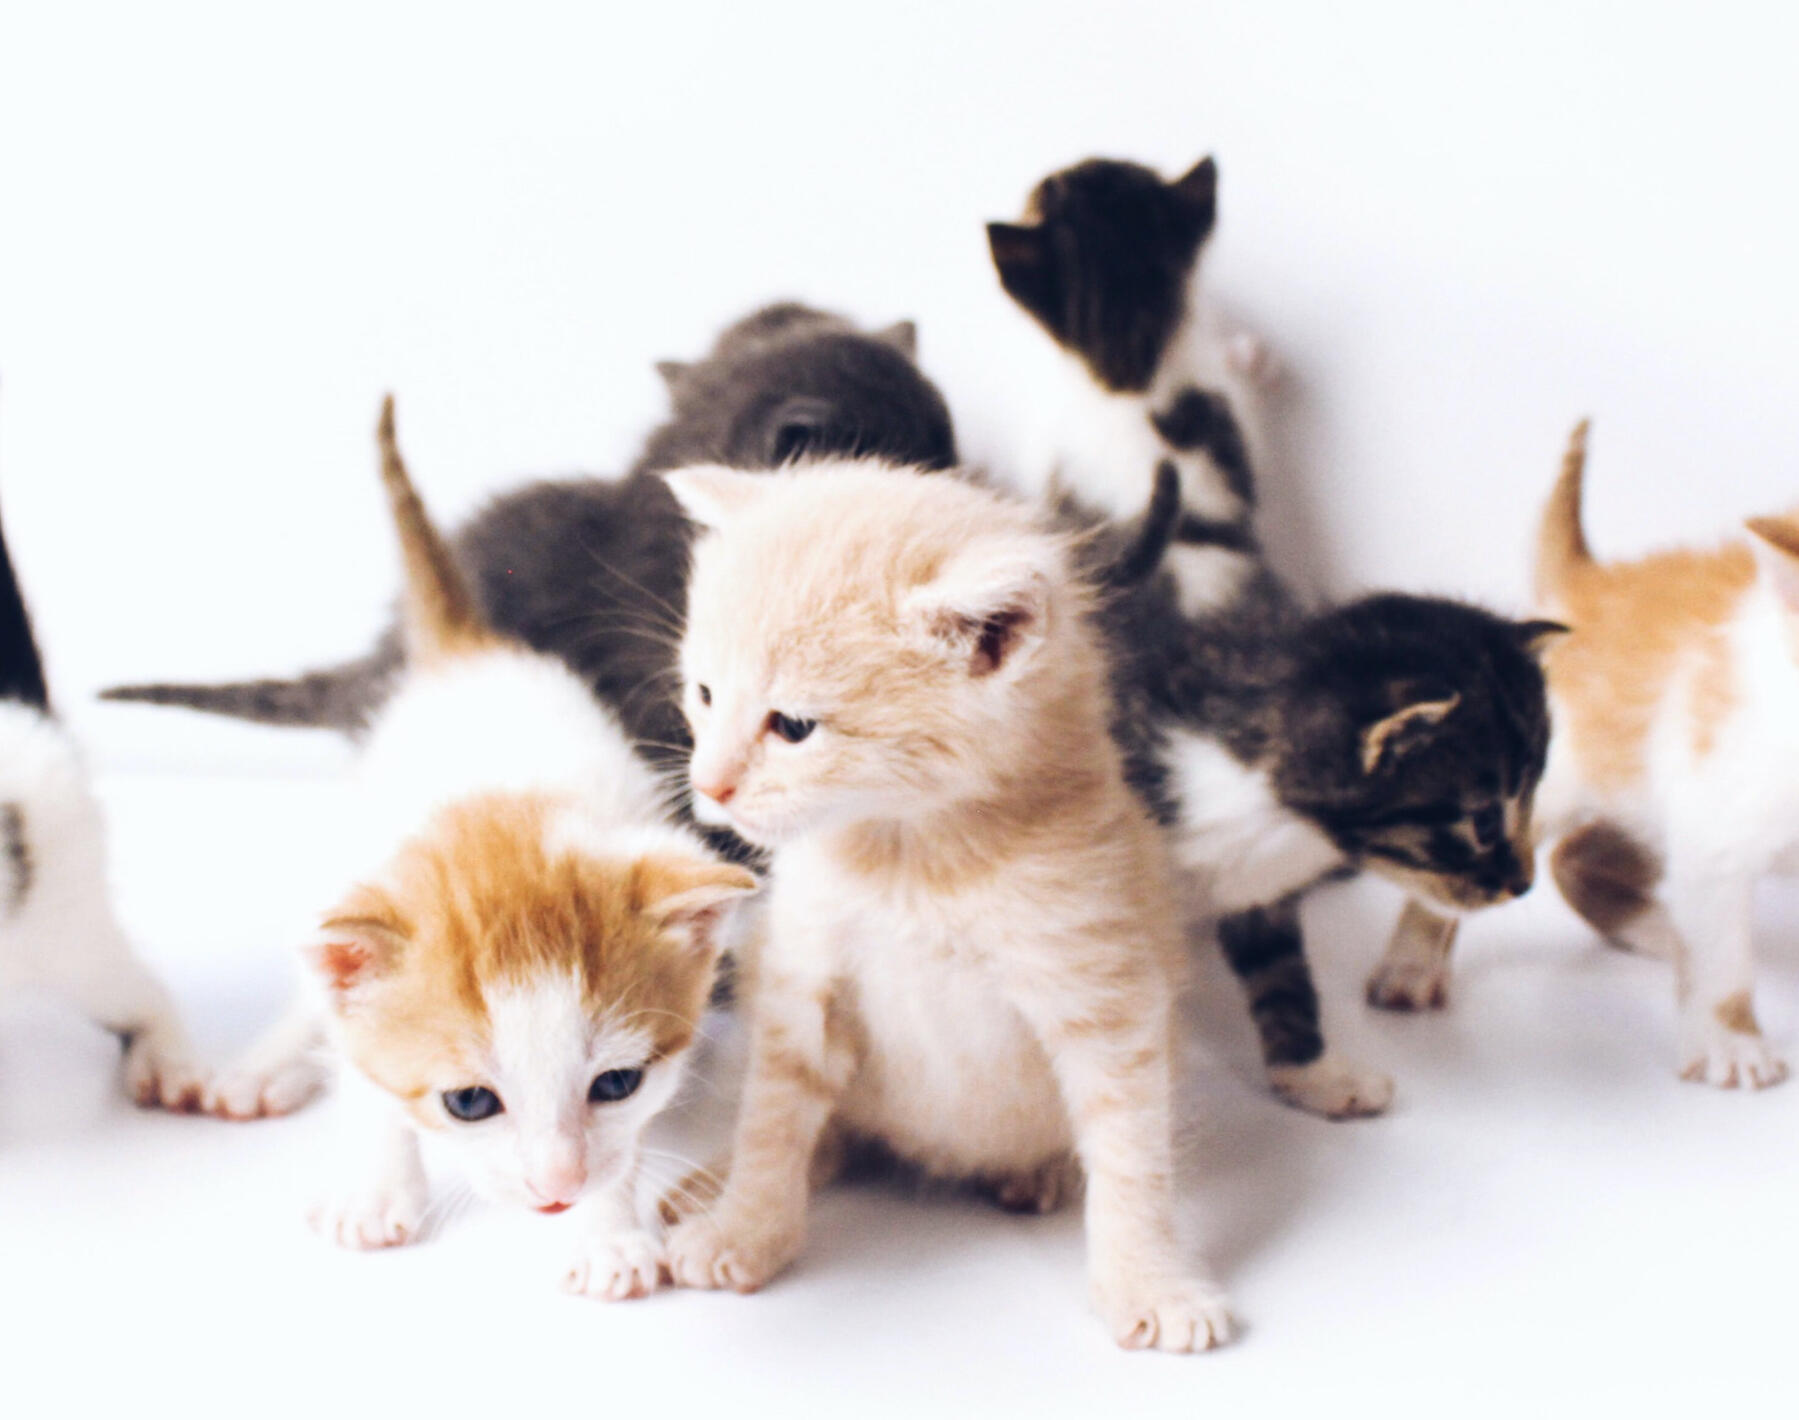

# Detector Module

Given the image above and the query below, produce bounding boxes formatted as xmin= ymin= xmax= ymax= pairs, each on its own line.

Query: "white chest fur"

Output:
xmin=1163 ymin=729 xmax=1344 ymax=917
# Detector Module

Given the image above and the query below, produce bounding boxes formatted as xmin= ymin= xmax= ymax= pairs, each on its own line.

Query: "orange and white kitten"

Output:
xmin=300 ymin=400 xmax=757 ymax=1297
xmin=660 ymin=461 xmax=1231 ymax=1353
xmin=1534 ymin=421 xmax=1799 ymax=1088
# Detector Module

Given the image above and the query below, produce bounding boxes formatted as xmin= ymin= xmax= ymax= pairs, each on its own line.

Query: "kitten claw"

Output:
xmin=309 ymin=1185 xmax=426 ymax=1250
xmin=1268 ymin=1053 xmax=1394 ymax=1119
xmin=1678 ymin=1025 xmax=1789 ymax=1090
xmin=1365 ymin=957 xmax=1449 ymax=1012
xmin=1100 ymin=1278 xmax=1234 ymax=1354
xmin=204 ymin=1059 xmax=326 ymax=1120
xmin=122 ymin=1030 xmax=208 ymax=1113
xmin=665 ymin=1212 xmax=801 ymax=1294
xmin=564 ymin=1230 xmax=665 ymax=1302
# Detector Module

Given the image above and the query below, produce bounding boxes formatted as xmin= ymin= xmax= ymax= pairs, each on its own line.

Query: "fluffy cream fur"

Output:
xmin=660 ymin=461 xmax=1231 ymax=1353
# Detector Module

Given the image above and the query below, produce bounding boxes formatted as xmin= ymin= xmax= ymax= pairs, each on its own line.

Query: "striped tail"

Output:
xmin=1535 ymin=419 xmax=1594 ymax=608
xmin=100 ymin=645 xmax=400 ymax=733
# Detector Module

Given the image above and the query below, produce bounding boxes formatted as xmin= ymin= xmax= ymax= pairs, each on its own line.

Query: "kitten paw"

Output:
xmin=122 ymin=1029 xmax=208 ymax=1113
xmin=1268 ymin=1053 xmax=1394 ymax=1119
xmin=1365 ymin=956 xmax=1449 ymax=1012
xmin=1678 ymin=1026 xmax=1789 ymax=1090
xmin=987 ymin=1153 xmax=1083 ymax=1214
xmin=1099 ymin=1277 xmax=1235 ymax=1354
xmin=564 ymin=1229 xmax=665 ymax=1302
xmin=665 ymin=1211 xmax=802 ymax=1293
xmin=309 ymin=1183 xmax=427 ymax=1250
xmin=205 ymin=1058 xmax=326 ymax=1120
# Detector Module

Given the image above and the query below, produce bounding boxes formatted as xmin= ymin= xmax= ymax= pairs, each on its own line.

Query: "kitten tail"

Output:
xmin=1104 ymin=461 xmax=1183 ymax=589
xmin=376 ymin=396 xmax=489 ymax=660
xmin=1534 ymin=419 xmax=1594 ymax=608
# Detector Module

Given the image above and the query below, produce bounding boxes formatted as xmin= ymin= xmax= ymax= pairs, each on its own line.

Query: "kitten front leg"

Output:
xmin=1366 ymin=897 xmax=1459 ymax=1011
xmin=664 ymin=965 xmax=853 ymax=1294
xmin=205 ymin=993 xmax=327 ymax=1120
xmin=564 ymin=1162 xmax=662 ymax=1302
xmin=1218 ymin=897 xmax=1393 ymax=1119
xmin=309 ymin=1069 xmax=429 ymax=1249
xmin=1664 ymin=869 xmax=1787 ymax=1089
xmin=60 ymin=923 xmax=207 ymax=1112
xmin=1020 ymin=981 xmax=1232 ymax=1352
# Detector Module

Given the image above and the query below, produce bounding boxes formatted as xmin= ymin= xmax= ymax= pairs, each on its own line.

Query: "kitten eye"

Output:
xmin=768 ymin=711 xmax=816 ymax=744
xmin=697 ymin=684 xmax=712 ymax=707
xmin=442 ymin=1085 xmax=503 ymax=1122
xmin=1470 ymin=804 xmax=1504 ymax=848
xmin=588 ymin=1067 xmax=644 ymax=1104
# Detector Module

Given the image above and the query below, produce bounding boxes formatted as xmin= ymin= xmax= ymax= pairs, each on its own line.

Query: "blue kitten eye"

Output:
xmin=443 ymin=1085 xmax=503 ymax=1122
xmin=697 ymin=684 xmax=712 ymax=707
xmin=768 ymin=711 xmax=816 ymax=743
xmin=589 ymin=1068 xmax=644 ymax=1104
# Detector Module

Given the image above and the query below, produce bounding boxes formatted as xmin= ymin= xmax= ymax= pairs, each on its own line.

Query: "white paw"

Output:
xmin=1678 ymin=1024 xmax=1789 ymax=1090
xmin=564 ymin=1229 xmax=665 ymax=1302
xmin=665 ymin=1209 xmax=802 ymax=1294
xmin=1269 ymin=1053 xmax=1395 ymax=1119
xmin=309 ymin=1182 xmax=427 ymax=1250
xmin=122 ymin=1029 xmax=208 ymax=1113
xmin=1366 ymin=954 xmax=1449 ymax=1012
xmin=1099 ymin=1276 xmax=1234 ymax=1354
xmin=205 ymin=1059 xmax=326 ymax=1120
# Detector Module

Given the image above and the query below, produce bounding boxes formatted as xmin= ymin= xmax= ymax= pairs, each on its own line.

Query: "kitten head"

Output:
xmin=988 ymin=156 xmax=1218 ymax=393
xmin=306 ymin=794 xmax=756 ymax=1212
xmin=1273 ymin=595 xmax=1564 ymax=912
xmin=639 ymin=303 xmax=955 ymax=476
xmin=665 ymin=461 xmax=1092 ymax=847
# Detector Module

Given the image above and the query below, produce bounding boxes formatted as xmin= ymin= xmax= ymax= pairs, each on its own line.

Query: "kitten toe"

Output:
xmin=665 ymin=1212 xmax=800 ymax=1294
xmin=122 ymin=1028 xmax=208 ymax=1113
xmin=1365 ymin=957 xmax=1449 ymax=1012
xmin=988 ymin=1152 xmax=1083 ymax=1214
xmin=564 ymin=1230 xmax=664 ymax=1302
xmin=204 ymin=1059 xmax=326 ymax=1121
xmin=1268 ymin=1053 xmax=1394 ymax=1119
xmin=309 ymin=1184 xmax=427 ymax=1250
xmin=1678 ymin=1024 xmax=1789 ymax=1090
xmin=1100 ymin=1277 xmax=1234 ymax=1354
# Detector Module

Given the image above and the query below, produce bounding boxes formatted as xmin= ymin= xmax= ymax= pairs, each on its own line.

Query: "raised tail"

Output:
xmin=1535 ymin=419 xmax=1594 ymax=607
xmin=0 ymin=498 xmax=48 ymax=710
xmin=376 ymin=396 xmax=489 ymax=659
xmin=100 ymin=644 xmax=400 ymax=733
xmin=1101 ymin=459 xmax=1183 ymax=589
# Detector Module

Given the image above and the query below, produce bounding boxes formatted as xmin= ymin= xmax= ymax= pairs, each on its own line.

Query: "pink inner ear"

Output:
xmin=316 ymin=939 xmax=370 ymax=993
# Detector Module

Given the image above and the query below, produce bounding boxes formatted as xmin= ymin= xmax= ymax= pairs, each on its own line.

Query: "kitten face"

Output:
xmin=1275 ymin=597 xmax=1561 ymax=912
xmin=988 ymin=156 xmax=1218 ymax=392
xmin=307 ymin=794 xmax=755 ymax=1210
xmin=667 ymin=463 xmax=1067 ymax=847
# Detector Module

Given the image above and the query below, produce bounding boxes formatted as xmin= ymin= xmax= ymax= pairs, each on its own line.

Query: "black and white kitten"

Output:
xmin=0 ymin=491 xmax=203 ymax=1111
xmin=994 ymin=156 xmax=1560 ymax=1117
xmin=102 ymin=302 xmax=958 ymax=816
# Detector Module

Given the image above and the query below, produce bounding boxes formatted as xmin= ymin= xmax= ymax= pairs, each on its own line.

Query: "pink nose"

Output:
xmin=696 ymin=777 xmax=736 ymax=806
xmin=528 ymin=1162 xmax=587 ymax=1208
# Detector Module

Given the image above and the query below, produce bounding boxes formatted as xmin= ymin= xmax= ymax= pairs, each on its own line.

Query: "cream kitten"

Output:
xmin=292 ymin=400 xmax=756 ymax=1299
xmin=659 ymin=461 xmax=1232 ymax=1353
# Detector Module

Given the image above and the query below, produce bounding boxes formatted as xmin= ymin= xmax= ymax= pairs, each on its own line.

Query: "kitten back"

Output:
xmin=377 ymin=396 xmax=490 ymax=661
xmin=1534 ymin=419 xmax=1594 ymax=609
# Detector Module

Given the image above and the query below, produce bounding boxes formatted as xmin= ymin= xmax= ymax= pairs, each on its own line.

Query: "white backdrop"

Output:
xmin=6 ymin=5 xmax=1799 ymax=1416
xmin=4 ymin=2 xmax=1798 ymax=769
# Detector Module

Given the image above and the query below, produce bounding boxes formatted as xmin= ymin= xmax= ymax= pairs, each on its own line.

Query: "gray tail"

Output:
xmin=100 ymin=644 xmax=398 ymax=734
xmin=1103 ymin=460 xmax=1183 ymax=589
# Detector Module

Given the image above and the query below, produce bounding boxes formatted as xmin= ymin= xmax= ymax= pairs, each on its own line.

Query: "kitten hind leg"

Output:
xmin=205 ymin=993 xmax=327 ymax=1120
xmin=1219 ymin=898 xmax=1393 ymax=1119
xmin=1662 ymin=868 xmax=1786 ymax=1090
xmin=1366 ymin=898 xmax=1458 ymax=1011
xmin=1550 ymin=821 xmax=1672 ymax=959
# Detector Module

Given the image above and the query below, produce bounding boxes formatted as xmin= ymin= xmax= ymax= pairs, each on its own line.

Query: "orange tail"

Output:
xmin=377 ymin=396 xmax=488 ymax=659
xmin=1534 ymin=419 xmax=1594 ymax=608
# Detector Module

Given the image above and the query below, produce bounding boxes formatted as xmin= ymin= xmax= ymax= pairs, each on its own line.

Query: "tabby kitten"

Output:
xmin=292 ymin=399 xmax=756 ymax=1298
xmin=661 ymin=460 xmax=1232 ymax=1353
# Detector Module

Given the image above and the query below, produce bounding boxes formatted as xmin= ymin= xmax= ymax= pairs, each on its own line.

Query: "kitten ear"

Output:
xmin=872 ymin=320 xmax=918 ymax=358
xmin=1512 ymin=619 xmax=1571 ymax=657
xmin=987 ymin=222 xmax=1059 ymax=331
xmin=905 ymin=540 xmax=1058 ymax=677
xmin=304 ymin=889 xmax=408 ymax=1003
xmin=654 ymin=360 xmax=690 ymax=391
xmin=1745 ymin=516 xmax=1799 ymax=613
xmin=1361 ymin=688 xmax=1462 ymax=774
xmin=663 ymin=465 xmax=767 ymax=531
xmin=1170 ymin=156 xmax=1219 ymax=237
xmin=630 ymin=854 xmax=760 ymax=956
xmin=765 ymin=396 xmax=835 ymax=466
